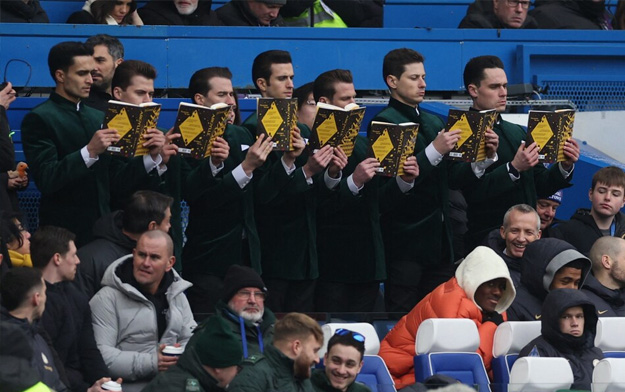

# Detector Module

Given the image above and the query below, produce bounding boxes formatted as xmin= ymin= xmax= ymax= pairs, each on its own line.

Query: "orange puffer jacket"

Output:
xmin=378 ymin=277 xmax=506 ymax=387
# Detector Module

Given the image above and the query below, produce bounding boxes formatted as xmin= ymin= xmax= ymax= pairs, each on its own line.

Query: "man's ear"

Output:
xmin=385 ymin=75 xmax=398 ymax=90
xmin=319 ymin=97 xmax=329 ymax=104
xmin=500 ymin=226 xmax=506 ymax=240
xmin=52 ymin=253 xmax=62 ymax=266
xmin=194 ymin=93 xmax=205 ymax=106
xmin=256 ymin=78 xmax=268 ymax=93
xmin=601 ymin=254 xmax=613 ymax=270
xmin=148 ymin=221 xmax=158 ymax=231
xmin=112 ymin=86 xmax=123 ymax=100
xmin=55 ymin=69 xmax=65 ymax=85
xmin=114 ymin=58 xmax=124 ymax=68
xmin=468 ymin=83 xmax=479 ymax=99
xmin=292 ymin=339 xmax=302 ymax=357
xmin=536 ymin=229 xmax=542 ymax=240
xmin=166 ymin=256 xmax=175 ymax=272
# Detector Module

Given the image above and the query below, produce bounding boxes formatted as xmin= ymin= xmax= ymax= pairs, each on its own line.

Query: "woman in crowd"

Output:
xmin=1 ymin=212 xmax=32 ymax=268
xmin=67 ymin=0 xmax=143 ymax=25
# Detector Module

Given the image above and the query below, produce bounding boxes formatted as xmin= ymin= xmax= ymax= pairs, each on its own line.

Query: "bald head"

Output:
xmin=139 ymin=230 xmax=174 ymax=257
xmin=589 ymin=236 xmax=625 ymax=290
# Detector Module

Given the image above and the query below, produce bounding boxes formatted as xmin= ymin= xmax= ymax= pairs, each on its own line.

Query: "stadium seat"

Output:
xmin=372 ymin=319 xmax=397 ymax=341
xmin=413 ymin=318 xmax=490 ymax=392
xmin=595 ymin=317 xmax=625 ymax=358
xmin=593 ymin=358 xmax=625 ymax=392
xmin=508 ymin=357 xmax=573 ymax=392
xmin=491 ymin=321 xmax=541 ymax=392
xmin=319 ymin=322 xmax=380 ymax=357
xmin=357 ymin=355 xmax=397 ymax=392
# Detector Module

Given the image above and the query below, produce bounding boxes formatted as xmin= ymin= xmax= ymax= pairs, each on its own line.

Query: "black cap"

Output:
xmin=221 ymin=265 xmax=267 ymax=302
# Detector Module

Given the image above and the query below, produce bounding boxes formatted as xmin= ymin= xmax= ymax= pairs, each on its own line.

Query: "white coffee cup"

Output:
xmin=162 ymin=345 xmax=184 ymax=357
xmin=101 ymin=381 xmax=122 ymax=392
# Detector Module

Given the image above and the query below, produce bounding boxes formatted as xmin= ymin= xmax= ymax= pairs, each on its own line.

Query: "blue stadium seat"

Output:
xmin=357 ymin=355 xmax=396 ymax=392
xmin=595 ymin=317 xmax=625 ymax=358
xmin=491 ymin=321 xmax=541 ymax=392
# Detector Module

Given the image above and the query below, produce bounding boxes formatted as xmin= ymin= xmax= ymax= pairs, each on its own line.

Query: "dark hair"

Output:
xmin=30 ymin=226 xmax=75 ymax=270
xmin=591 ymin=166 xmax=625 ymax=191
xmin=1 ymin=211 xmax=24 ymax=250
xmin=0 ymin=267 xmax=43 ymax=311
xmin=188 ymin=67 xmax=233 ymax=102
xmin=560 ymin=259 xmax=586 ymax=271
xmin=85 ymin=34 xmax=124 ymax=61
xmin=48 ymin=41 xmax=93 ymax=82
xmin=382 ymin=48 xmax=425 ymax=89
xmin=313 ymin=69 xmax=353 ymax=103
xmin=111 ymin=60 xmax=157 ymax=91
xmin=463 ymin=55 xmax=505 ymax=92
xmin=251 ymin=50 xmax=292 ymax=90
xmin=293 ymin=81 xmax=314 ymax=109
xmin=123 ymin=190 xmax=173 ymax=234
xmin=327 ymin=331 xmax=365 ymax=361
xmin=89 ymin=0 xmax=138 ymax=25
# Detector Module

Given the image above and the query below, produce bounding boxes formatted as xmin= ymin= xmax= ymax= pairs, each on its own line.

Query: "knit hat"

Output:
xmin=196 ymin=316 xmax=243 ymax=368
xmin=540 ymin=190 xmax=563 ymax=204
xmin=257 ymin=0 xmax=287 ymax=5
xmin=221 ymin=265 xmax=267 ymax=302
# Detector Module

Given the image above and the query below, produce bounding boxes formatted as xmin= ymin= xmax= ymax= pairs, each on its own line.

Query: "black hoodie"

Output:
xmin=582 ymin=272 xmax=625 ymax=317
xmin=530 ymin=0 xmax=610 ymax=29
xmin=519 ymin=289 xmax=603 ymax=390
xmin=0 ymin=0 xmax=49 ymax=23
xmin=507 ymin=238 xmax=591 ymax=321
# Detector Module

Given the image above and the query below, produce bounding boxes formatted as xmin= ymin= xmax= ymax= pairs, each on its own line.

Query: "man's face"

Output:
xmin=58 ymin=241 xmax=80 ymax=282
xmin=260 ymin=63 xmax=294 ymax=98
xmin=293 ymin=335 xmax=321 ymax=379
xmin=500 ymin=210 xmax=541 ymax=259
xmin=33 ymin=277 xmax=47 ymax=320
xmin=132 ymin=236 xmax=174 ymax=294
xmin=493 ymin=0 xmax=530 ymax=28
xmin=57 ymin=55 xmax=95 ymax=103
xmin=324 ymin=344 xmax=363 ymax=392
xmin=474 ymin=278 xmax=507 ymax=313
xmin=113 ymin=75 xmax=155 ymax=105
xmin=389 ymin=62 xmax=426 ymax=107
xmin=248 ymin=0 xmax=282 ymax=26
xmin=91 ymin=45 xmax=119 ymax=92
xmin=536 ymin=199 xmax=560 ymax=230
xmin=196 ymin=76 xmax=237 ymax=123
xmin=550 ymin=266 xmax=582 ymax=290
xmin=297 ymin=92 xmax=316 ymax=130
xmin=608 ymin=245 xmax=625 ymax=288
xmin=589 ymin=183 xmax=625 ymax=220
xmin=323 ymin=82 xmax=356 ymax=109
xmin=227 ymin=286 xmax=265 ymax=322
xmin=174 ymin=0 xmax=199 ymax=15
xmin=208 ymin=365 xmax=239 ymax=389
xmin=469 ymin=67 xmax=508 ymax=112
xmin=559 ymin=306 xmax=584 ymax=337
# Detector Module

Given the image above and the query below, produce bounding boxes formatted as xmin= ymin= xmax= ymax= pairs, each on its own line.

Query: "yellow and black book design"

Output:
xmin=445 ymin=109 xmax=497 ymax=162
xmin=308 ymin=102 xmax=366 ymax=157
xmin=104 ymin=100 xmax=161 ymax=158
xmin=173 ymin=102 xmax=231 ymax=160
xmin=257 ymin=98 xmax=298 ymax=151
xmin=526 ymin=109 xmax=575 ymax=163
xmin=368 ymin=121 xmax=419 ymax=177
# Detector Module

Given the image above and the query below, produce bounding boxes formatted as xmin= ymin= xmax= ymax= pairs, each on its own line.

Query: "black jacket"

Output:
xmin=483 ymin=228 xmax=522 ymax=287
xmin=76 ymin=210 xmax=136 ymax=298
xmin=139 ymin=0 xmax=222 ymax=25
xmin=507 ymin=238 xmax=591 ymax=321
xmin=40 ymin=281 xmax=108 ymax=392
xmin=66 ymin=10 xmax=97 ymax=24
xmin=0 ymin=0 xmax=49 ymax=23
xmin=0 ymin=106 xmax=19 ymax=214
xmin=82 ymin=89 xmax=112 ymax=113
xmin=582 ymin=272 xmax=625 ymax=317
xmin=530 ymin=0 xmax=609 ymax=29
xmin=550 ymin=209 xmax=625 ymax=256
xmin=216 ymin=0 xmax=284 ymax=26
xmin=519 ymin=289 xmax=603 ymax=390
xmin=458 ymin=0 xmax=538 ymax=29
xmin=0 ymin=322 xmax=42 ymax=392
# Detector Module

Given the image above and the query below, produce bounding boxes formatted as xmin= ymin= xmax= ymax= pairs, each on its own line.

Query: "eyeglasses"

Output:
xmin=335 ymin=328 xmax=365 ymax=343
xmin=505 ymin=0 xmax=530 ymax=9
xmin=235 ymin=290 xmax=266 ymax=300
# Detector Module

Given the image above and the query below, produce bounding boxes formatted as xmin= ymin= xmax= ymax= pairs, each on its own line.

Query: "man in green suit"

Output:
xmin=183 ymin=66 xmax=275 ymax=314
xmin=461 ymin=55 xmax=579 ymax=252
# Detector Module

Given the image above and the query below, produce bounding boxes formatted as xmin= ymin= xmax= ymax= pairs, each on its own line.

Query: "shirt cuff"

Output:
xmin=558 ymin=162 xmax=574 ymax=178
xmin=472 ymin=153 xmax=499 ymax=178
xmin=281 ymin=156 xmax=296 ymax=175
xmin=324 ymin=169 xmax=341 ymax=190
xmin=347 ymin=174 xmax=363 ymax=195
xmin=507 ymin=162 xmax=521 ymax=181
xmin=395 ymin=175 xmax=414 ymax=193
xmin=425 ymin=142 xmax=444 ymax=166
xmin=232 ymin=164 xmax=253 ymax=189
xmin=81 ymin=146 xmax=99 ymax=168
xmin=143 ymin=154 xmax=162 ymax=174
xmin=209 ymin=159 xmax=225 ymax=177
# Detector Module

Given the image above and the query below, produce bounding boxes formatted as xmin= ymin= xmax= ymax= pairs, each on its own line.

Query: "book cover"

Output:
xmin=172 ymin=102 xmax=231 ymax=160
xmin=445 ymin=109 xmax=497 ymax=162
xmin=526 ymin=109 xmax=576 ymax=163
xmin=103 ymin=100 xmax=161 ymax=158
xmin=368 ymin=121 xmax=419 ymax=177
xmin=308 ymin=102 xmax=366 ymax=157
xmin=256 ymin=98 xmax=298 ymax=151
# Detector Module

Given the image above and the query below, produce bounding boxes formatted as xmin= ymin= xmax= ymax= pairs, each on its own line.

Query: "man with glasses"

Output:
xmin=459 ymin=0 xmax=538 ymax=29
xmin=312 ymin=329 xmax=371 ymax=392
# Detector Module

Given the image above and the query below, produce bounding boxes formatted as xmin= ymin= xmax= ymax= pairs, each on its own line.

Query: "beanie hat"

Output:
xmin=542 ymin=190 xmax=563 ymax=204
xmin=221 ymin=265 xmax=267 ymax=302
xmin=196 ymin=316 xmax=243 ymax=368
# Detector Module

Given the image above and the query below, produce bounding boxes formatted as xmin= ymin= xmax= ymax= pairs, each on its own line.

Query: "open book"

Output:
xmin=526 ymin=109 xmax=575 ymax=163
xmin=308 ymin=102 xmax=366 ymax=157
xmin=444 ymin=109 xmax=497 ymax=162
xmin=368 ymin=121 xmax=419 ymax=177
xmin=103 ymin=100 xmax=161 ymax=158
xmin=256 ymin=98 xmax=298 ymax=151
xmin=172 ymin=102 xmax=231 ymax=159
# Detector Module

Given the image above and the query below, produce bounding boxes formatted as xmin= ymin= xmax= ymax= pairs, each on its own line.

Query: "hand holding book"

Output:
xmin=327 ymin=146 xmax=348 ymax=179
xmin=87 ymin=128 xmax=120 ymax=158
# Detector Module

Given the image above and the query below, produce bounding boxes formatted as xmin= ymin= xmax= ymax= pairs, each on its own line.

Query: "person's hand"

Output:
xmin=157 ymin=344 xmax=179 ymax=372
xmin=0 ymin=82 xmax=16 ymax=110
xmin=511 ymin=141 xmax=539 ymax=172
xmin=352 ymin=157 xmax=381 ymax=188
xmin=283 ymin=128 xmax=305 ymax=167
xmin=142 ymin=128 xmax=167 ymax=159
xmin=7 ymin=175 xmax=28 ymax=190
xmin=241 ymin=134 xmax=273 ymax=175
xmin=209 ymin=136 xmax=230 ymax=167
xmin=130 ymin=10 xmax=144 ymax=25
xmin=303 ymin=145 xmax=334 ymax=178
xmin=561 ymin=138 xmax=580 ymax=171
xmin=432 ymin=129 xmax=461 ymax=155
xmin=327 ymin=146 xmax=348 ymax=179
xmin=86 ymin=377 xmax=123 ymax=392
xmin=484 ymin=128 xmax=499 ymax=159
xmin=399 ymin=156 xmax=419 ymax=183
xmin=87 ymin=128 xmax=120 ymax=158
xmin=160 ymin=128 xmax=180 ymax=165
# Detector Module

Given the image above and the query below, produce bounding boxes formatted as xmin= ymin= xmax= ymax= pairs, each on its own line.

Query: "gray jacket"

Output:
xmin=90 ymin=255 xmax=196 ymax=381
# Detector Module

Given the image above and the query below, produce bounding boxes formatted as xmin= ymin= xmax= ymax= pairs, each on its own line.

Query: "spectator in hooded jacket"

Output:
xmin=0 ymin=0 xmax=49 ymax=23
xmin=139 ymin=0 xmax=222 ymax=25
xmin=459 ymin=0 xmax=538 ymax=29
xmin=582 ymin=236 xmax=625 ymax=316
xmin=217 ymin=0 xmax=286 ymax=26
xmin=378 ymin=246 xmax=516 ymax=387
xmin=519 ymin=289 xmax=603 ymax=390
xmin=530 ymin=0 xmax=612 ymax=29
xmin=507 ymin=238 xmax=591 ymax=321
